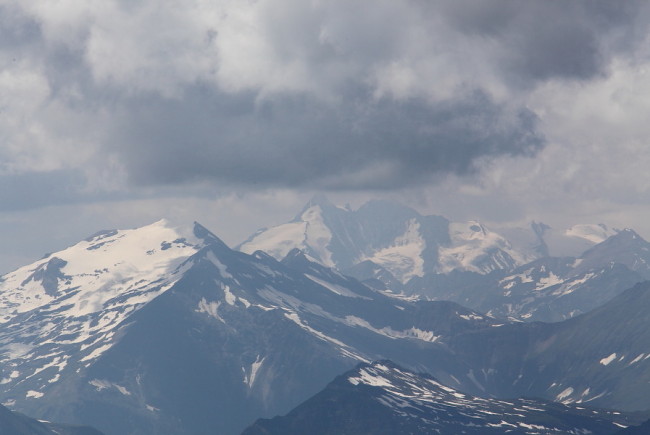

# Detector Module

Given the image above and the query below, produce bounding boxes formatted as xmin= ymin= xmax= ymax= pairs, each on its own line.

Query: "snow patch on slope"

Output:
xmin=305 ymin=274 xmax=370 ymax=299
xmin=243 ymin=355 xmax=265 ymax=388
xmin=206 ymin=252 xmax=233 ymax=279
xmin=26 ymin=390 xmax=44 ymax=399
xmin=556 ymin=387 xmax=574 ymax=403
xmin=89 ymin=379 xmax=131 ymax=395
xmin=600 ymin=353 xmax=617 ymax=366
xmin=364 ymin=219 xmax=425 ymax=283
xmin=348 ymin=368 xmax=394 ymax=388
xmin=344 ymin=315 xmax=440 ymax=343
xmin=196 ymin=298 xmax=224 ymax=323
xmin=534 ymin=272 xmax=563 ymax=291
xmin=283 ymin=311 xmax=366 ymax=361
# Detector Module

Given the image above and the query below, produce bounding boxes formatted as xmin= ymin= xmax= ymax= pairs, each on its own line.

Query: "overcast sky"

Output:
xmin=1 ymin=0 xmax=650 ymax=273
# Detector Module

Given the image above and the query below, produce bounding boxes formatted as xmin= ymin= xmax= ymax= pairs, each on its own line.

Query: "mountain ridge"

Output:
xmin=239 ymin=198 xmax=650 ymax=323
xmin=0 ymin=220 xmax=505 ymax=434
xmin=238 ymin=196 xmax=536 ymax=282
xmin=1 ymin=217 xmax=650 ymax=433
xmin=243 ymin=360 xmax=640 ymax=435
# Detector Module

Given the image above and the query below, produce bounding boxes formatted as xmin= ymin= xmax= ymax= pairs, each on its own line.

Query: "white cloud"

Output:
xmin=1 ymin=0 xmax=650 ymax=271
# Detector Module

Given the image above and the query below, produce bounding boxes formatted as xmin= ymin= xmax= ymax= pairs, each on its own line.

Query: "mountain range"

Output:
xmin=0 ymin=219 xmax=500 ymax=433
xmin=0 ymin=201 xmax=649 ymax=433
xmin=404 ymin=229 xmax=650 ymax=322
xmin=241 ymin=197 xmax=650 ymax=322
xmin=238 ymin=195 xmax=538 ymax=281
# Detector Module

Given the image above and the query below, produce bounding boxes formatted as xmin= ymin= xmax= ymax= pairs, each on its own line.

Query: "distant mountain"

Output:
xmin=239 ymin=197 xmax=650 ymax=322
xmin=566 ymin=223 xmax=619 ymax=244
xmin=0 ymin=404 xmax=103 ymax=435
xmin=578 ymin=228 xmax=650 ymax=279
xmin=506 ymin=222 xmax=618 ymax=259
xmin=407 ymin=229 xmax=650 ymax=322
xmin=238 ymin=196 xmax=536 ymax=283
xmin=243 ymin=361 xmax=638 ymax=435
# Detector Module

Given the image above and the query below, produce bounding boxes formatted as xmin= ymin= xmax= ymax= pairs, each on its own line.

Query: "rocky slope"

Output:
xmin=243 ymin=361 xmax=638 ymax=435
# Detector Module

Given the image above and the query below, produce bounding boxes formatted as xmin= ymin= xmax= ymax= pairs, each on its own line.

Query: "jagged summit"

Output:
xmin=192 ymin=221 xmax=230 ymax=250
xmin=586 ymin=228 xmax=643 ymax=251
xmin=239 ymin=198 xmax=535 ymax=282
xmin=238 ymin=198 xmax=650 ymax=323
xmin=281 ymin=248 xmax=321 ymax=268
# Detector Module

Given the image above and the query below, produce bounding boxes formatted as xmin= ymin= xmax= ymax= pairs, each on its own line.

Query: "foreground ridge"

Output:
xmin=244 ymin=360 xmax=638 ymax=435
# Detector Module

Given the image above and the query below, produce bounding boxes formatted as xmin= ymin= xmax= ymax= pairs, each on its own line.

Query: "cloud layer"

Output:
xmin=4 ymin=1 xmax=650 ymax=274
xmin=0 ymin=0 xmax=650 ymax=226
xmin=7 ymin=0 xmax=645 ymax=199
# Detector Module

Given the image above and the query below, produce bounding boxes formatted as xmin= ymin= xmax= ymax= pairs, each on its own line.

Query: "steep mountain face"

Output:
xmin=448 ymin=281 xmax=650 ymax=411
xmin=243 ymin=361 xmax=638 ymax=435
xmin=0 ymin=221 xmax=506 ymax=435
xmin=238 ymin=196 xmax=534 ymax=282
xmin=578 ymin=229 xmax=650 ymax=279
xmin=407 ymin=229 xmax=650 ymax=322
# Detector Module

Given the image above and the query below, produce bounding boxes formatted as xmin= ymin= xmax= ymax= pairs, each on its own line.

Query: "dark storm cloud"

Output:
xmin=507 ymin=18 xmax=601 ymax=82
xmin=2 ymin=0 xmax=650 ymax=203
xmin=0 ymin=4 xmax=41 ymax=50
xmin=439 ymin=0 xmax=641 ymax=84
xmin=109 ymin=85 xmax=543 ymax=189
xmin=61 ymin=0 xmax=647 ymax=189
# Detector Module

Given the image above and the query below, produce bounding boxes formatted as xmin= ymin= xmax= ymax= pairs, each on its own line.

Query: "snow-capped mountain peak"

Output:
xmin=576 ymin=228 xmax=650 ymax=279
xmin=239 ymin=198 xmax=535 ymax=283
xmin=0 ymin=219 xmax=206 ymax=322
xmin=239 ymin=200 xmax=336 ymax=268
xmin=0 ymin=220 xmax=215 ymax=406
xmin=566 ymin=224 xmax=618 ymax=244
xmin=437 ymin=221 xmax=531 ymax=274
